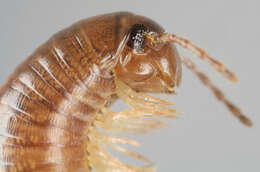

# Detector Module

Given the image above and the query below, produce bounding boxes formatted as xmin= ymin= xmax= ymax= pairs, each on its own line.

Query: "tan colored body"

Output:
xmin=0 ymin=11 xmax=251 ymax=172
xmin=0 ymin=12 xmax=124 ymax=172
xmin=0 ymin=12 xmax=181 ymax=171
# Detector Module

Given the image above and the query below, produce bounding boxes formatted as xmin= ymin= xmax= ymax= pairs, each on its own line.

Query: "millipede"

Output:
xmin=0 ymin=12 xmax=252 ymax=172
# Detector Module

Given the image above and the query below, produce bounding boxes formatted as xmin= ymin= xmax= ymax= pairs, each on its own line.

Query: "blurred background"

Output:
xmin=0 ymin=0 xmax=259 ymax=171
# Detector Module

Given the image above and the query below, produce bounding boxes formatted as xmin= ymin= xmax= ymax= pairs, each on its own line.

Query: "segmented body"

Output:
xmin=1 ymin=10 xmax=247 ymax=172
xmin=0 ymin=13 xmax=124 ymax=172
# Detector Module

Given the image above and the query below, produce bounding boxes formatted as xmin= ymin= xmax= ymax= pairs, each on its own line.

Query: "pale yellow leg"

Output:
xmin=115 ymin=78 xmax=180 ymax=117
xmin=87 ymin=125 xmax=155 ymax=172
xmin=87 ymin=79 xmax=180 ymax=172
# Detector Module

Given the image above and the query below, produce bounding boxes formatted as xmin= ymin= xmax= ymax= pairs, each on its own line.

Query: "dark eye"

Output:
xmin=127 ymin=24 xmax=147 ymax=52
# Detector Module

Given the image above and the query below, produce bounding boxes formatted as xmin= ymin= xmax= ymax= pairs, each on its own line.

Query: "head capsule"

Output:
xmin=114 ymin=14 xmax=182 ymax=93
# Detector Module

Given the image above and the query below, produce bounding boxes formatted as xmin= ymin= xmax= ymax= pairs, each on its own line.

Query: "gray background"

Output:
xmin=0 ymin=0 xmax=259 ymax=171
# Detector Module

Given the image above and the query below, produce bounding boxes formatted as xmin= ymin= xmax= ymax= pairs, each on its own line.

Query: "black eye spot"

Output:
xmin=127 ymin=24 xmax=147 ymax=52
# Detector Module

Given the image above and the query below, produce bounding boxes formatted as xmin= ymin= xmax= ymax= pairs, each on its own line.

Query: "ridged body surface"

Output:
xmin=0 ymin=9 xmax=250 ymax=172
xmin=0 ymin=12 xmax=130 ymax=172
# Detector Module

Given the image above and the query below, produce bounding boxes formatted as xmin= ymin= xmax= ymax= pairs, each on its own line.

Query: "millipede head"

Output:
xmin=113 ymin=12 xmax=252 ymax=126
xmin=114 ymin=14 xmax=182 ymax=93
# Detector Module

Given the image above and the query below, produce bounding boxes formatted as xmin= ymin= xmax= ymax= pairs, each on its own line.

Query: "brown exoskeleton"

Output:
xmin=0 ymin=12 xmax=252 ymax=172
